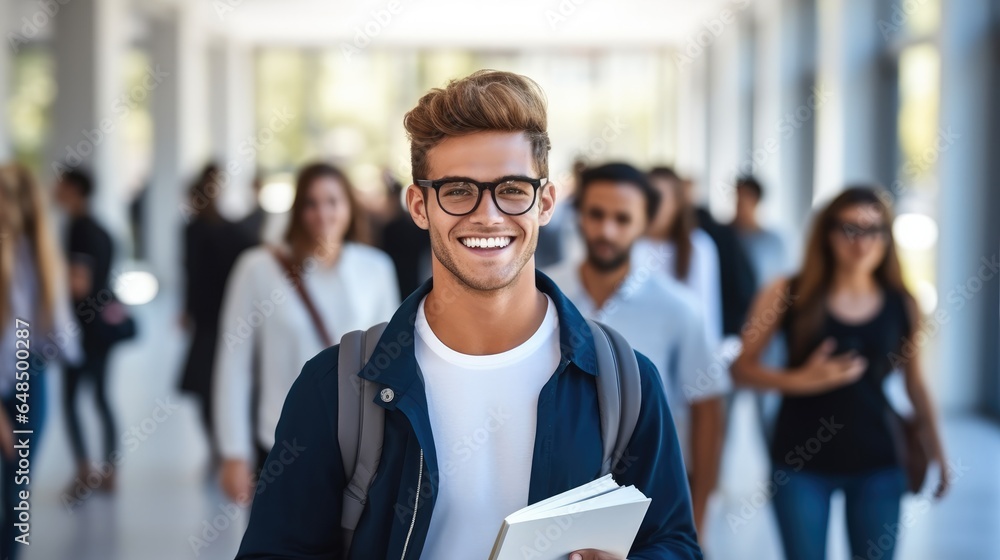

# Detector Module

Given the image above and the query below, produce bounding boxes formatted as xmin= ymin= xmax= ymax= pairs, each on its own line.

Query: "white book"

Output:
xmin=488 ymin=474 xmax=651 ymax=560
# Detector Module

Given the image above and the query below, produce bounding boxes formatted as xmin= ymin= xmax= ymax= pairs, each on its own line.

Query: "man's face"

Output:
xmin=578 ymin=180 xmax=647 ymax=271
xmin=406 ymin=131 xmax=555 ymax=292
xmin=54 ymin=180 xmax=78 ymax=211
xmin=735 ymin=184 xmax=759 ymax=219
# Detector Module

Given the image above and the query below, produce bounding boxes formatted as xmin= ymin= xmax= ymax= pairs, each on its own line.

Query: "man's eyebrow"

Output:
xmin=429 ymin=174 xmax=539 ymax=183
xmin=491 ymin=174 xmax=538 ymax=182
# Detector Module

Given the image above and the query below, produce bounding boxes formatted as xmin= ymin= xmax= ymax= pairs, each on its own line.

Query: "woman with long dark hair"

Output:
xmin=214 ymin=162 xmax=399 ymax=504
xmin=732 ymin=187 xmax=949 ymax=560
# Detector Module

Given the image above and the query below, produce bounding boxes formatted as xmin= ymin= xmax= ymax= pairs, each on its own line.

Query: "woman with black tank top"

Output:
xmin=732 ymin=187 xmax=949 ymax=560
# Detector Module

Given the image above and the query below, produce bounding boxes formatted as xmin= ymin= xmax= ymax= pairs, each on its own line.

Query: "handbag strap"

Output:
xmin=268 ymin=246 xmax=334 ymax=347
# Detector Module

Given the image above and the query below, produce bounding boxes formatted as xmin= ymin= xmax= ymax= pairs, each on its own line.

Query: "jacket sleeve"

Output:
xmin=182 ymin=224 xmax=199 ymax=317
xmin=235 ymin=347 xmax=346 ymax=559
xmin=622 ymin=351 xmax=703 ymax=560
xmin=213 ymin=253 xmax=261 ymax=462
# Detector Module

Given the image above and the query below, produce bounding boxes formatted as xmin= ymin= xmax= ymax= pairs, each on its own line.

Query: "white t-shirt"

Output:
xmin=415 ymin=294 xmax=561 ymax=560
xmin=545 ymin=261 xmax=731 ymax=466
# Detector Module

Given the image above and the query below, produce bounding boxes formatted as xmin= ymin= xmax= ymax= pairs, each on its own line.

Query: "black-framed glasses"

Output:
xmin=416 ymin=176 xmax=546 ymax=216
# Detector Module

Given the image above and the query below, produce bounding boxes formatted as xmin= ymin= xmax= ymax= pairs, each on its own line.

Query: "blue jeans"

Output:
xmin=771 ymin=467 xmax=907 ymax=560
xmin=0 ymin=358 xmax=48 ymax=560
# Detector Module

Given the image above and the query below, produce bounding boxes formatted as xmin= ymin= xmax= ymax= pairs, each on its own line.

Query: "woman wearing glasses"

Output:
xmin=214 ymin=162 xmax=399 ymax=504
xmin=732 ymin=187 xmax=949 ymax=560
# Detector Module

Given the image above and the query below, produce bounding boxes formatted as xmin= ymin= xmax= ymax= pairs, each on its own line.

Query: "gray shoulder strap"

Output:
xmin=337 ymin=322 xmax=389 ymax=555
xmin=586 ymin=319 xmax=642 ymax=477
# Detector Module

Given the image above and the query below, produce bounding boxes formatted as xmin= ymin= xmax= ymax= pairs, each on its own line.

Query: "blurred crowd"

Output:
xmin=0 ymin=154 xmax=948 ymax=559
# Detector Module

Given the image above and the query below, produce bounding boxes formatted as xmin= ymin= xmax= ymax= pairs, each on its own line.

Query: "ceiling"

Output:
xmin=193 ymin=0 xmax=747 ymax=49
xmin=6 ymin=0 xmax=750 ymax=50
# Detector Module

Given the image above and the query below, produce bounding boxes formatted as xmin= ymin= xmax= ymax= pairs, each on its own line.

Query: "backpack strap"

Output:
xmin=337 ymin=322 xmax=389 ymax=556
xmin=586 ymin=319 xmax=642 ymax=477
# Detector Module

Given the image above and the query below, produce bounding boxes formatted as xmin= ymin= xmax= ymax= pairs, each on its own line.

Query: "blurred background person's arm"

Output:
xmin=213 ymin=252 xmax=261 ymax=504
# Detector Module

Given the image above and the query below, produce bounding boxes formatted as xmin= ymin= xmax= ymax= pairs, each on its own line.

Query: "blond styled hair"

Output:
xmin=0 ymin=164 xmax=63 ymax=331
xmin=403 ymin=70 xmax=551 ymax=183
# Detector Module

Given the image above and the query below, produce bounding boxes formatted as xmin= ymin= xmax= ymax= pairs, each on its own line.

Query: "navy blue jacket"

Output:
xmin=236 ymin=270 xmax=702 ymax=559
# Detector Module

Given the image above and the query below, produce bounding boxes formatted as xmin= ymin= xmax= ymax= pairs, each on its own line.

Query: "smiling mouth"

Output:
xmin=459 ymin=236 xmax=513 ymax=249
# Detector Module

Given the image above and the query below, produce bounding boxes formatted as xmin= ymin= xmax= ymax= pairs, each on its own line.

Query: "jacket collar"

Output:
xmin=358 ymin=269 xmax=599 ymax=409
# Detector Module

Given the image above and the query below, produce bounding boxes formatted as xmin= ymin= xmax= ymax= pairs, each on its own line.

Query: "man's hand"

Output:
xmin=221 ymin=458 xmax=254 ymax=505
xmin=69 ymin=262 xmax=92 ymax=301
xmin=570 ymin=550 xmax=623 ymax=560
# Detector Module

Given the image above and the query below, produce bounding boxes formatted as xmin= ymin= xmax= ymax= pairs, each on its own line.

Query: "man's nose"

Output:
xmin=600 ymin=217 xmax=618 ymax=238
xmin=468 ymin=189 xmax=505 ymax=224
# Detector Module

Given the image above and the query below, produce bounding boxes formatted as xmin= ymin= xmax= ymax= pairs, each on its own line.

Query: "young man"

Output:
xmin=546 ymin=163 xmax=728 ymax=539
xmin=730 ymin=176 xmax=790 ymax=442
xmin=236 ymin=71 xmax=701 ymax=559
xmin=53 ymin=170 xmax=120 ymax=493
xmin=730 ymin=176 xmax=789 ymax=289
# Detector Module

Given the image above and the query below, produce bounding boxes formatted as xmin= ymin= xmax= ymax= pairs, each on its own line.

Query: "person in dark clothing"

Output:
xmin=235 ymin=174 xmax=267 ymax=245
xmin=179 ymin=164 xmax=250 ymax=467
xmin=732 ymin=187 xmax=950 ymax=560
xmin=685 ymin=178 xmax=757 ymax=337
xmin=730 ymin=176 xmax=789 ymax=288
xmin=377 ymin=176 xmax=431 ymax=298
xmin=53 ymin=169 xmax=119 ymax=493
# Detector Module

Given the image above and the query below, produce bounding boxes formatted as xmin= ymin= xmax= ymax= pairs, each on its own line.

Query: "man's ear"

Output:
xmin=405 ymin=184 xmax=430 ymax=231
xmin=537 ymin=181 xmax=557 ymax=227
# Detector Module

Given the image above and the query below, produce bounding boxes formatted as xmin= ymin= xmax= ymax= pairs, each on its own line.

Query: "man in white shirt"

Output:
xmin=547 ymin=162 xmax=729 ymax=539
xmin=236 ymin=71 xmax=701 ymax=560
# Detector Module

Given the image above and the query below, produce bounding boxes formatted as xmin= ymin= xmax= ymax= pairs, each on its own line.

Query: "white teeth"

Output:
xmin=462 ymin=236 xmax=511 ymax=249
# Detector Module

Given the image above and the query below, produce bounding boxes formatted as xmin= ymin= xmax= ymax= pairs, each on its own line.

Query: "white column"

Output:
xmin=934 ymin=0 xmax=999 ymax=411
xmin=750 ymin=0 xmax=784 ymax=222
xmin=674 ymin=47 xmax=709 ymax=187
xmin=752 ymin=0 xmax=818 ymax=243
xmin=812 ymin=0 xmax=883 ymax=202
xmin=146 ymin=6 xmax=210 ymax=291
xmin=704 ymin=21 xmax=747 ymax=217
xmin=208 ymin=38 xmax=256 ymax=219
xmin=46 ymin=0 xmax=128 ymax=238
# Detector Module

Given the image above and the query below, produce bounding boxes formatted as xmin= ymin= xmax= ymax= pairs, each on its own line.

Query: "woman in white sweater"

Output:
xmin=215 ymin=163 xmax=399 ymax=503
xmin=636 ymin=167 xmax=723 ymax=349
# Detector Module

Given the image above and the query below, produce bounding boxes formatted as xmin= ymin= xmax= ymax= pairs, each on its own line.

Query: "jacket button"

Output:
xmin=380 ymin=388 xmax=395 ymax=402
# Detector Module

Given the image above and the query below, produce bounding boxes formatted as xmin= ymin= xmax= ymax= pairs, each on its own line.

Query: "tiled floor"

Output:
xmin=706 ymin=393 xmax=1000 ymax=560
xmin=14 ymin=294 xmax=1000 ymax=560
